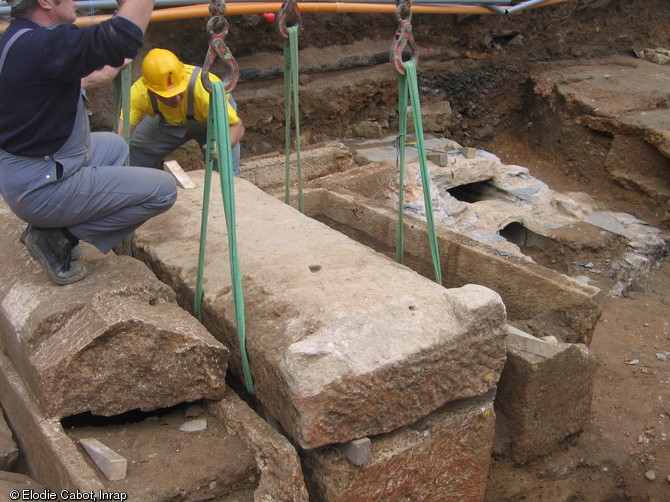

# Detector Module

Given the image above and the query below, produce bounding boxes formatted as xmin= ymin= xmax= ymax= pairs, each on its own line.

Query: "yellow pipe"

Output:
xmin=1 ymin=0 xmax=573 ymax=33
xmin=95 ymin=0 xmax=574 ymax=23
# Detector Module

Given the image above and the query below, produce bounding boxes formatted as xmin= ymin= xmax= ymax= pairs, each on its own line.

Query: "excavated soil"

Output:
xmin=81 ymin=0 xmax=670 ymax=500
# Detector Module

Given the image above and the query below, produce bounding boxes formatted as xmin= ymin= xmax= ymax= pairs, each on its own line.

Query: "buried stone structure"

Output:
xmin=1 ymin=42 xmax=667 ymax=500
xmin=130 ymin=172 xmax=508 ymax=501
xmin=130 ymin=167 xmax=601 ymax=497
xmin=0 ymin=150 xmax=606 ymax=500
xmin=131 ymin=172 xmax=508 ymax=450
xmin=0 ymin=202 xmax=307 ymax=500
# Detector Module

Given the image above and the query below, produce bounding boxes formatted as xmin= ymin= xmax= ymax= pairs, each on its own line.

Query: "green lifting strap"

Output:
xmin=283 ymin=25 xmax=304 ymax=213
xmin=195 ymin=81 xmax=254 ymax=395
xmin=113 ymin=65 xmax=134 ymax=256
xmin=113 ymin=65 xmax=132 ymax=159
xmin=395 ymin=72 xmax=407 ymax=265
xmin=396 ymin=60 xmax=442 ymax=285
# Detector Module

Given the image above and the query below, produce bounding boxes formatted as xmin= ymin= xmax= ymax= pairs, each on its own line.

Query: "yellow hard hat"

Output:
xmin=141 ymin=49 xmax=188 ymax=98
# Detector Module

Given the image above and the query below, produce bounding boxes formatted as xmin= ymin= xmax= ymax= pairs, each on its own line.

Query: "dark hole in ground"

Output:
xmin=446 ymin=180 xmax=498 ymax=203
xmin=499 ymin=221 xmax=549 ymax=249
xmin=60 ymin=402 xmax=195 ymax=429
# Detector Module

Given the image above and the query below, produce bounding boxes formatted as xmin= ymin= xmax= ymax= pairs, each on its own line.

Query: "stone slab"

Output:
xmin=408 ymin=99 xmax=453 ymax=133
xmin=302 ymin=391 xmax=496 ymax=502
xmin=0 ymin=201 xmax=229 ymax=418
xmin=532 ymin=56 xmax=670 ymax=120
xmin=494 ymin=338 xmax=596 ymax=464
xmin=0 ymin=349 xmax=104 ymax=492
xmin=336 ymin=438 xmax=372 ymax=466
xmin=343 ymin=135 xmax=461 ymax=165
xmin=179 ymin=417 xmax=208 ymax=433
xmin=297 ymin=181 xmax=601 ymax=345
xmin=505 ymin=324 xmax=561 ymax=359
xmin=587 ymin=109 xmax=670 ymax=159
xmin=208 ymin=394 xmax=309 ymax=502
xmin=532 ymin=56 xmax=670 ymax=160
xmin=131 ymin=172 xmax=507 ymax=449
xmin=241 ymin=141 xmax=355 ymax=191
xmin=1 ymin=346 xmax=307 ymax=502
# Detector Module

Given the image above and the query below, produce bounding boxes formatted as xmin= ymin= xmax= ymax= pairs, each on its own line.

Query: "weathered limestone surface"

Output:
xmin=408 ymin=99 xmax=453 ymax=133
xmin=495 ymin=328 xmax=596 ymax=464
xmin=0 ymin=350 xmax=104 ymax=492
xmin=297 ymin=183 xmax=601 ymax=344
xmin=209 ymin=393 xmax=309 ymax=501
xmin=532 ymin=56 xmax=670 ymax=134
xmin=241 ymin=141 xmax=355 ymax=191
xmin=0 ymin=409 xmax=18 ymax=471
xmin=132 ymin=172 xmax=507 ymax=449
xmin=2 ymin=344 xmax=305 ymax=501
xmin=0 ymin=202 xmax=229 ymax=418
xmin=302 ymin=391 xmax=496 ymax=502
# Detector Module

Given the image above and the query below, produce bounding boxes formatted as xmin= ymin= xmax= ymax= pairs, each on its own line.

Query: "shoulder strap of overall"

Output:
xmin=186 ymin=67 xmax=201 ymax=121
xmin=148 ymin=90 xmax=164 ymax=121
xmin=0 ymin=28 xmax=33 ymax=75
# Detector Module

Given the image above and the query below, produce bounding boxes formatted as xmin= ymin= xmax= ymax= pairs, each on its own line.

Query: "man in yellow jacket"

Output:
xmin=118 ymin=48 xmax=245 ymax=175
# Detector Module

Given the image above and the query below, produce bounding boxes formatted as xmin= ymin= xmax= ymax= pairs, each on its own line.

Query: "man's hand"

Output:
xmin=230 ymin=120 xmax=245 ymax=148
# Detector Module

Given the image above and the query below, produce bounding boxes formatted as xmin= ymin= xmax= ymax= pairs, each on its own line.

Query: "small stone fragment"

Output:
xmin=79 ymin=438 xmax=127 ymax=481
xmin=180 ymin=417 xmax=207 ymax=433
xmin=336 ymin=437 xmax=372 ymax=466
xmin=645 ymin=470 xmax=656 ymax=481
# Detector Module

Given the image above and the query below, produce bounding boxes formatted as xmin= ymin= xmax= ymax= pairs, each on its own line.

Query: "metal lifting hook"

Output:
xmin=276 ymin=0 xmax=302 ymax=38
xmin=390 ymin=0 xmax=419 ymax=75
xmin=201 ymin=0 xmax=239 ymax=93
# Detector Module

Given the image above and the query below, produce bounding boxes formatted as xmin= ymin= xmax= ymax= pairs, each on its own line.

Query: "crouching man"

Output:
xmin=0 ymin=0 xmax=177 ymax=285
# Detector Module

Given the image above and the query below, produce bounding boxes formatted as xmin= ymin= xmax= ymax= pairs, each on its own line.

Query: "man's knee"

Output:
xmin=151 ymin=171 xmax=178 ymax=211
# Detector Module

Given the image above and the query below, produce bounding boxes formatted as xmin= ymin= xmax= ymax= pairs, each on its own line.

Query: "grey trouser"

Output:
xmin=0 ymin=99 xmax=177 ymax=253
xmin=129 ymin=97 xmax=241 ymax=176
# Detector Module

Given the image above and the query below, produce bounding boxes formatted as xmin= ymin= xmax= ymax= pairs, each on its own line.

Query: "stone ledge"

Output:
xmin=303 ymin=391 xmax=496 ymax=502
xmin=495 ymin=332 xmax=596 ymax=464
xmin=131 ymin=172 xmax=507 ymax=449
xmin=0 ymin=202 xmax=229 ymax=419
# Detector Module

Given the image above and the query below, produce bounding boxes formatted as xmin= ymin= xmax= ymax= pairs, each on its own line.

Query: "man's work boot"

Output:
xmin=23 ymin=227 xmax=88 ymax=285
xmin=20 ymin=225 xmax=82 ymax=260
